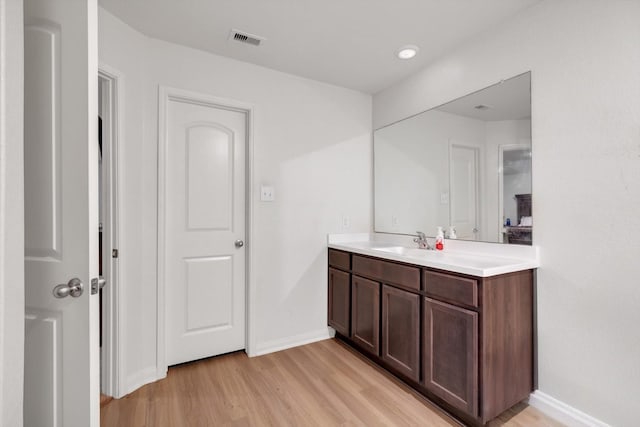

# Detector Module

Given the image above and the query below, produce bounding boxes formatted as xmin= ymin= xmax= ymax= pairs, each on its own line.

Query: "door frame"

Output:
xmin=498 ymin=142 xmax=531 ymax=242
xmin=98 ymin=66 xmax=124 ymax=397
xmin=156 ymin=86 xmax=255 ymax=378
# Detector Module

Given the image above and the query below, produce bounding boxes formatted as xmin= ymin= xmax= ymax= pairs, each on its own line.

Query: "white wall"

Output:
xmin=374 ymin=1 xmax=640 ymax=425
xmin=0 ymin=0 xmax=25 ymax=424
xmin=98 ymin=11 xmax=151 ymax=392
xmin=99 ymin=8 xmax=372 ymax=394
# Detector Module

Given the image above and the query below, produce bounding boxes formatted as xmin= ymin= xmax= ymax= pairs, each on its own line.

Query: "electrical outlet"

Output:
xmin=342 ymin=216 xmax=350 ymax=229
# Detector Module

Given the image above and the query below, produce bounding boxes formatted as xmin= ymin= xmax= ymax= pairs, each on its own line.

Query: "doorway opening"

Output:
xmin=98 ymin=70 xmax=121 ymax=398
xmin=498 ymin=143 xmax=532 ymax=242
xmin=156 ymin=87 xmax=254 ymax=375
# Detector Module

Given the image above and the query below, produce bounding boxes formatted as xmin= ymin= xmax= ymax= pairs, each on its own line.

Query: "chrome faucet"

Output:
xmin=414 ymin=231 xmax=434 ymax=250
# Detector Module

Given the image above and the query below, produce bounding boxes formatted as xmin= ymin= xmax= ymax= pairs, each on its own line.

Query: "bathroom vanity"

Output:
xmin=327 ymin=235 xmax=539 ymax=426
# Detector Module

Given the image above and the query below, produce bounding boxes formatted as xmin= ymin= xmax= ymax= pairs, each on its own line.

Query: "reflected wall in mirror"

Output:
xmin=374 ymin=72 xmax=532 ymax=244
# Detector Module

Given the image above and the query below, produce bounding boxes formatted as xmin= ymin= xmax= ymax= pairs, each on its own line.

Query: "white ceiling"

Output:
xmin=98 ymin=0 xmax=541 ymax=94
xmin=437 ymin=72 xmax=531 ymax=121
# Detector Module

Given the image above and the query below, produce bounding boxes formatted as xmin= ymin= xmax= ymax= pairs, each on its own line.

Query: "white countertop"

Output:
xmin=328 ymin=233 xmax=539 ymax=277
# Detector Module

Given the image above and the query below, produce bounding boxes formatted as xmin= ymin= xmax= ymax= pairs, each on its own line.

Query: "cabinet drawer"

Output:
xmin=353 ymin=255 xmax=420 ymax=291
xmin=423 ymin=270 xmax=478 ymax=308
xmin=329 ymin=249 xmax=350 ymax=270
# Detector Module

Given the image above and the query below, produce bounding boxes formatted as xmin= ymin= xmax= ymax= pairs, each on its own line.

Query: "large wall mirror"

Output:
xmin=374 ymin=72 xmax=532 ymax=244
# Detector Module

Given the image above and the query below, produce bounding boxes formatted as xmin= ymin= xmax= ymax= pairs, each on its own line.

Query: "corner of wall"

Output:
xmin=251 ymin=329 xmax=333 ymax=357
xmin=123 ymin=367 xmax=161 ymax=398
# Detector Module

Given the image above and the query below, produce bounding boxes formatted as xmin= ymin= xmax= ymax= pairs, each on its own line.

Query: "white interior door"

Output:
xmin=449 ymin=144 xmax=479 ymax=240
xmin=23 ymin=0 xmax=99 ymax=426
xmin=165 ymin=94 xmax=246 ymax=366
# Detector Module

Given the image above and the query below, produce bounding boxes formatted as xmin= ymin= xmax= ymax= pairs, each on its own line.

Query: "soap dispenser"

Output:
xmin=435 ymin=226 xmax=444 ymax=251
xmin=448 ymin=226 xmax=457 ymax=240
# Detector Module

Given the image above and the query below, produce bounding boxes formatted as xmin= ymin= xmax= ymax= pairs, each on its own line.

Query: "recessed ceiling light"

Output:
xmin=397 ymin=45 xmax=419 ymax=60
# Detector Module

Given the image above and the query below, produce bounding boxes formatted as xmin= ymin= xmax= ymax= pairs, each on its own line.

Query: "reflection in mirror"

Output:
xmin=374 ymin=72 xmax=531 ymax=244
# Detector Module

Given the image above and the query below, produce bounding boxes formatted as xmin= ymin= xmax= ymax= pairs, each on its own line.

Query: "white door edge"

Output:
xmin=98 ymin=65 xmax=124 ymax=398
xmin=0 ymin=0 xmax=25 ymax=423
xmin=156 ymin=86 xmax=255 ymax=377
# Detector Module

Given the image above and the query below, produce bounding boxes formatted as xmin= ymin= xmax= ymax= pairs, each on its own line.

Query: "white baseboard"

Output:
xmin=123 ymin=366 xmax=159 ymax=397
xmin=528 ymin=391 xmax=610 ymax=427
xmin=251 ymin=328 xmax=332 ymax=357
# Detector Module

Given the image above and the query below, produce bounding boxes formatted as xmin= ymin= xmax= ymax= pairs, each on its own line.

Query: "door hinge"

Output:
xmin=112 ymin=249 xmax=119 ymax=258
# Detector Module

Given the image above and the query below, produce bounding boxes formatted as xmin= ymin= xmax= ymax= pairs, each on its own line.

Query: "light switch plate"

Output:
xmin=260 ymin=185 xmax=275 ymax=202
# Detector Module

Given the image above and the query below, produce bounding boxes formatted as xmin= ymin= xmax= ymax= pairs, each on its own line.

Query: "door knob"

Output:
xmin=91 ymin=276 xmax=107 ymax=295
xmin=235 ymin=239 xmax=244 ymax=248
xmin=53 ymin=278 xmax=84 ymax=298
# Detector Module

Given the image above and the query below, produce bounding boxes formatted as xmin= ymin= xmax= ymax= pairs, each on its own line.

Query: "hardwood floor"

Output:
xmin=101 ymin=339 xmax=563 ymax=426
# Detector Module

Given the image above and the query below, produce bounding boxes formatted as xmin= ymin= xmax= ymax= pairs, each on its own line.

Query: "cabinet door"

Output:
xmin=328 ymin=267 xmax=350 ymax=336
xmin=351 ymin=275 xmax=380 ymax=356
xmin=382 ymin=285 xmax=420 ymax=382
xmin=423 ymin=298 xmax=478 ymax=416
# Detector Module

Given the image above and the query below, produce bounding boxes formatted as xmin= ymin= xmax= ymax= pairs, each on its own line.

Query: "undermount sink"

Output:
xmin=373 ymin=246 xmax=429 ymax=257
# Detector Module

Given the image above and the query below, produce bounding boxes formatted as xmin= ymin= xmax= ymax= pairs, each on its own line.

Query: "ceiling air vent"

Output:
xmin=228 ymin=29 xmax=265 ymax=46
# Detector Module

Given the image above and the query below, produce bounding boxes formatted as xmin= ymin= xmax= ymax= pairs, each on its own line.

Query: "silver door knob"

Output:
xmin=235 ymin=239 xmax=244 ymax=248
xmin=53 ymin=278 xmax=84 ymax=298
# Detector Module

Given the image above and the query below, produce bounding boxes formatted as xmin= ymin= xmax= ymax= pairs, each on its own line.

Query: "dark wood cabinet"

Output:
xmin=506 ymin=226 xmax=532 ymax=245
xmin=507 ymin=193 xmax=533 ymax=245
xmin=480 ymin=270 xmax=534 ymax=420
xmin=515 ymin=193 xmax=532 ymax=217
xmin=328 ymin=267 xmax=351 ymax=336
xmin=424 ymin=270 xmax=478 ymax=308
xmin=423 ymin=297 xmax=478 ymax=416
xmin=353 ymin=255 xmax=420 ymax=291
xmin=382 ymin=285 xmax=420 ymax=381
xmin=329 ymin=249 xmax=350 ymax=270
xmin=351 ymin=275 xmax=380 ymax=356
xmin=327 ymin=249 xmax=534 ymax=426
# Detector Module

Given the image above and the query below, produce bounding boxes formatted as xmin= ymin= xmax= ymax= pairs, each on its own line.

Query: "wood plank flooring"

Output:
xmin=101 ymin=339 xmax=564 ymax=427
